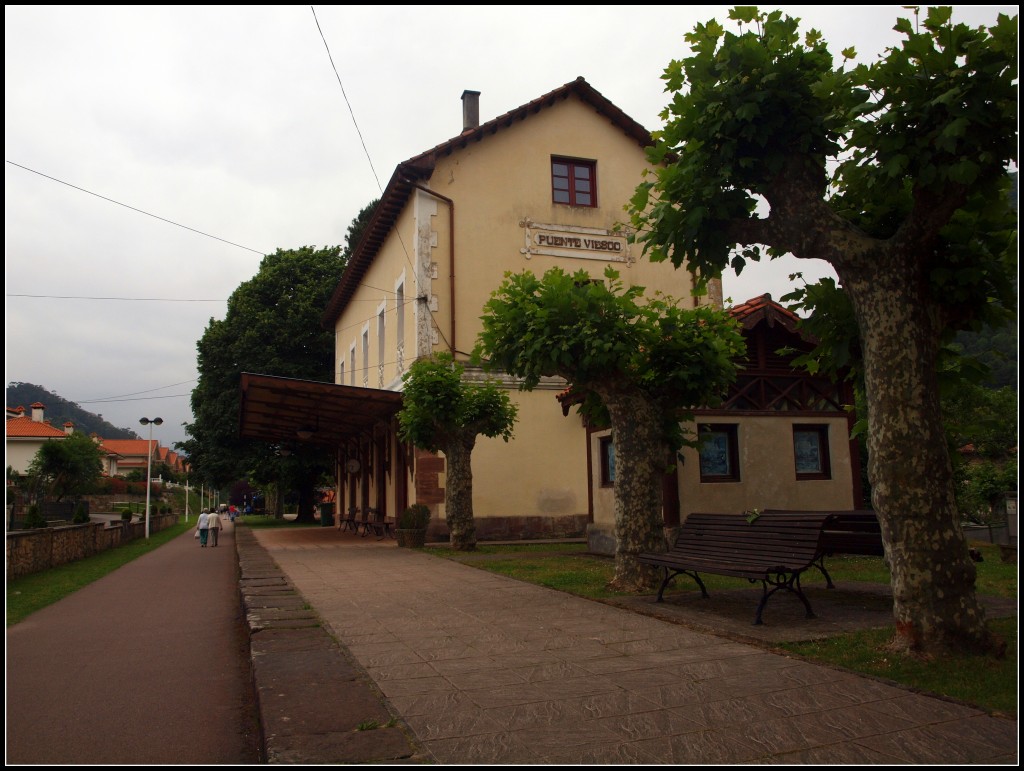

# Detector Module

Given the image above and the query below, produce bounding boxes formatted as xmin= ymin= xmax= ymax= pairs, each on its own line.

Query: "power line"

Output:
xmin=5 ymin=159 xmax=268 ymax=255
xmin=6 ymin=293 xmax=224 ymax=302
xmin=310 ymin=6 xmax=383 ymax=193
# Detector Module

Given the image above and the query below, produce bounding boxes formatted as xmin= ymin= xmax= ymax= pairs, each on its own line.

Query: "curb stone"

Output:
xmin=234 ymin=527 xmax=430 ymax=764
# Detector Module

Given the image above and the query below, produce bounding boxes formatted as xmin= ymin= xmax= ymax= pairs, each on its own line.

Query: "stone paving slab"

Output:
xmin=236 ymin=526 xmax=1018 ymax=765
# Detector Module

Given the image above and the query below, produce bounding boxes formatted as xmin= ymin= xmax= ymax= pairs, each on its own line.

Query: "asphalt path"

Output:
xmin=6 ymin=519 xmax=262 ymax=764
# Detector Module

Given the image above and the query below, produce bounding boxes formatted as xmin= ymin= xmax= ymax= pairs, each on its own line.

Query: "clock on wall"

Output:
xmin=345 ymin=458 xmax=361 ymax=474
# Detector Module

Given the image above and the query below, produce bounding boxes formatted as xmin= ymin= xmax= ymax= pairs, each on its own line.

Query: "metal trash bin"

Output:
xmin=319 ymin=502 xmax=335 ymax=527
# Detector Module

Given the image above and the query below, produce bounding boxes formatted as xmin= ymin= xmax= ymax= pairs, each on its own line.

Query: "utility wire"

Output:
xmin=310 ymin=6 xmax=383 ymax=193
xmin=7 ymin=293 xmax=223 ymax=302
xmin=5 ymin=160 xmax=268 ymax=256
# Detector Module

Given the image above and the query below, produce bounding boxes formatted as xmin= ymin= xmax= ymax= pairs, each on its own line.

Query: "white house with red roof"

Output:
xmin=5 ymin=403 xmax=73 ymax=475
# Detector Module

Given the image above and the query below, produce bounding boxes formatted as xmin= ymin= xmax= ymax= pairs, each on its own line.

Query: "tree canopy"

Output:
xmin=26 ymin=431 xmax=105 ymax=502
xmin=477 ymin=266 xmax=744 ymax=588
xmin=398 ymin=352 xmax=517 ymax=550
xmin=181 ymin=245 xmax=348 ymax=517
xmin=628 ymin=6 xmax=1017 ymax=654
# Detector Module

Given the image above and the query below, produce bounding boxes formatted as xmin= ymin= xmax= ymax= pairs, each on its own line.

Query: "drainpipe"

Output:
xmin=410 ymin=182 xmax=456 ymax=356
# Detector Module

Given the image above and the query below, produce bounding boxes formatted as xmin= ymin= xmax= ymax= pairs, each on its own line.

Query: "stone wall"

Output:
xmin=6 ymin=513 xmax=179 ymax=580
xmin=426 ymin=513 xmax=588 ymax=543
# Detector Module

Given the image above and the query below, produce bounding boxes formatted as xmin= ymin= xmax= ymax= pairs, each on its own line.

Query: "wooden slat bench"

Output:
xmin=762 ymin=510 xmax=884 ymax=588
xmin=639 ymin=511 xmax=839 ymax=625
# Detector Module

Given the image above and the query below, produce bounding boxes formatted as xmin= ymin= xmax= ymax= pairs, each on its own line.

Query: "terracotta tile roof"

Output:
xmin=100 ymin=439 xmax=156 ymax=458
xmin=728 ymin=293 xmax=802 ymax=331
xmin=5 ymin=416 xmax=68 ymax=438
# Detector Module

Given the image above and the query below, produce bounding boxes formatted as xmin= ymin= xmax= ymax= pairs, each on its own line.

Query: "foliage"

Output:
xmin=626 ymin=5 xmax=1017 ymax=654
xmin=398 ymin=504 xmax=431 ymax=530
xmin=477 ymin=266 xmax=744 ymax=450
xmin=26 ymin=431 xmax=105 ymax=502
xmin=956 ymin=459 xmax=1018 ymax=525
xmin=477 ymin=264 xmax=744 ymax=590
xmin=120 ymin=508 xmax=133 ymax=521
xmin=23 ymin=504 xmax=46 ymax=529
xmin=397 ymin=351 xmax=517 ymax=550
xmin=72 ymin=501 xmax=90 ymax=524
xmin=181 ymin=244 xmax=351 ymax=520
xmin=398 ymin=352 xmax=517 ymax=452
xmin=342 ymin=198 xmax=379 ymax=260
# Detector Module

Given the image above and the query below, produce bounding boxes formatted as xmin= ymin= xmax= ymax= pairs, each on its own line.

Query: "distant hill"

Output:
xmin=6 ymin=382 xmax=140 ymax=440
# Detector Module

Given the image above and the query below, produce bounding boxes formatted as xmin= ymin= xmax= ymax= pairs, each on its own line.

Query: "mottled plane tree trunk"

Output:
xmin=442 ymin=433 xmax=478 ymax=550
xmin=595 ymin=384 xmax=670 ymax=592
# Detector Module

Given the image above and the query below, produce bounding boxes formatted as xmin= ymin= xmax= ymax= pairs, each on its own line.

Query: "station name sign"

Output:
xmin=521 ymin=220 xmax=630 ymax=263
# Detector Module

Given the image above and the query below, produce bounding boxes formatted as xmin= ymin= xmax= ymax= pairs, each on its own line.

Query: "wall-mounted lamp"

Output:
xmin=279 ymin=447 xmax=292 ymax=457
xmin=296 ymin=428 xmax=314 ymax=440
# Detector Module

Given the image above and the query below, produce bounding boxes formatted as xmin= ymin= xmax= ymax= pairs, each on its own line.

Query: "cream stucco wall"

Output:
xmin=331 ymin=92 xmax=693 ymax=528
xmin=5 ymin=439 xmax=46 ymax=475
xmin=425 ymin=98 xmax=700 ymax=355
xmin=457 ymin=380 xmax=588 ymax=521
xmin=677 ymin=416 xmax=856 ymax=518
xmin=588 ymin=415 xmax=856 ymax=535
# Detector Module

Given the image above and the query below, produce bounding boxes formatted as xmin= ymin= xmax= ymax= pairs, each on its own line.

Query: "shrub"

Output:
xmin=120 ymin=508 xmax=133 ymax=521
xmin=72 ymin=500 xmax=90 ymax=524
xmin=23 ymin=504 xmax=47 ymax=529
xmin=398 ymin=504 xmax=431 ymax=529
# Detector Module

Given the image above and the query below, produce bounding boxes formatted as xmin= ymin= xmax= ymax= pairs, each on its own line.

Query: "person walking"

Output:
xmin=207 ymin=507 xmax=222 ymax=547
xmin=196 ymin=508 xmax=210 ymax=547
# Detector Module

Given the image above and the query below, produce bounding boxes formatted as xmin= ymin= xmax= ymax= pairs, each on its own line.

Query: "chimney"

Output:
xmin=31 ymin=402 xmax=45 ymax=422
xmin=64 ymin=422 xmax=74 ymax=435
xmin=461 ymin=90 xmax=480 ymax=132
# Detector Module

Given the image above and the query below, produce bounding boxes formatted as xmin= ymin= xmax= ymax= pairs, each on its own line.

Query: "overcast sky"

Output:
xmin=5 ymin=5 xmax=1014 ymax=450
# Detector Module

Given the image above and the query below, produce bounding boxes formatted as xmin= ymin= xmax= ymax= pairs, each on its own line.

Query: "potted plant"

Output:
xmin=396 ymin=504 xmax=430 ymax=548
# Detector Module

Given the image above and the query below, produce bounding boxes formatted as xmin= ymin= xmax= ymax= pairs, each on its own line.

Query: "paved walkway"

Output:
xmin=245 ymin=526 xmax=1018 ymax=765
xmin=6 ymin=519 xmax=261 ymax=764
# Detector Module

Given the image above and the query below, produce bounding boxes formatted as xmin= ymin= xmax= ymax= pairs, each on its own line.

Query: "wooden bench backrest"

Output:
xmin=671 ymin=512 xmax=836 ymax=575
xmin=760 ymin=509 xmax=884 ymax=556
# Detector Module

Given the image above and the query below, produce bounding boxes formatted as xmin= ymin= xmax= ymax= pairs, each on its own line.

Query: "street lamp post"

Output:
xmin=139 ymin=417 xmax=163 ymax=539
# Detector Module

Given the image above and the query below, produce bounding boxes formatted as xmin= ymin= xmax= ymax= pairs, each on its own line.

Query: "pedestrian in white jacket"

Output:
xmin=196 ymin=509 xmax=210 ymax=547
xmin=207 ymin=508 xmax=222 ymax=547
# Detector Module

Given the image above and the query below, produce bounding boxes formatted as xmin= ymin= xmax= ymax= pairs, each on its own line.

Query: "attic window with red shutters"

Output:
xmin=551 ymin=157 xmax=596 ymax=207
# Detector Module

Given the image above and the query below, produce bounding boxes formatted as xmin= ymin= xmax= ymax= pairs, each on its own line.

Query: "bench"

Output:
xmin=762 ymin=510 xmax=884 ymax=588
xmin=639 ymin=511 xmax=839 ymax=625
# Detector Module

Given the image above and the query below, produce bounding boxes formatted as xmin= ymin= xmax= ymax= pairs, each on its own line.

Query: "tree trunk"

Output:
xmin=843 ymin=254 xmax=996 ymax=655
xmin=598 ymin=385 xmax=669 ymax=592
xmin=294 ymin=479 xmax=317 ymax=523
xmin=444 ymin=435 xmax=477 ymax=551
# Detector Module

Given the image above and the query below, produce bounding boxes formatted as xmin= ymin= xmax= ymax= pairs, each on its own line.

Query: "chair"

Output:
xmin=367 ymin=508 xmax=394 ymax=540
xmin=340 ymin=506 xmax=358 ymax=533
xmin=356 ymin=506 xmax=373 ymax=536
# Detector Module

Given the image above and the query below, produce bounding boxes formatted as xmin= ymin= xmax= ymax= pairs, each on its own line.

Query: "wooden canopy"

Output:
xmin=238 ymin=373 xmax=403 ymax=447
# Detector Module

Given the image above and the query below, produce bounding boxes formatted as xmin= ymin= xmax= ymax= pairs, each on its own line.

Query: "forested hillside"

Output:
xmin=6 ymin=382 xmax=139 ymax=440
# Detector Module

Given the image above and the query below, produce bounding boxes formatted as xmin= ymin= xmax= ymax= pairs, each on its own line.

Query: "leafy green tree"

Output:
xmin=26 ymin=432 xmax=104 ymax=502
xmin=477 ymin=266 xmax=744 ymax=590
xmin=397 ymin=352 xmax=517 ymax=550
xmin=181 ymin=245 xmax=348 ymax=522
xmin=628 ymin=6 xmax=1017 ymax=654
xmin=342 ymin=198 xmax=379 ymax=260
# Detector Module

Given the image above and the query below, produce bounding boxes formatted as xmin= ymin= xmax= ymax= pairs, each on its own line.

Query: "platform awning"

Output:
xmin=238 ymin=372 xmax=403 ymax=447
